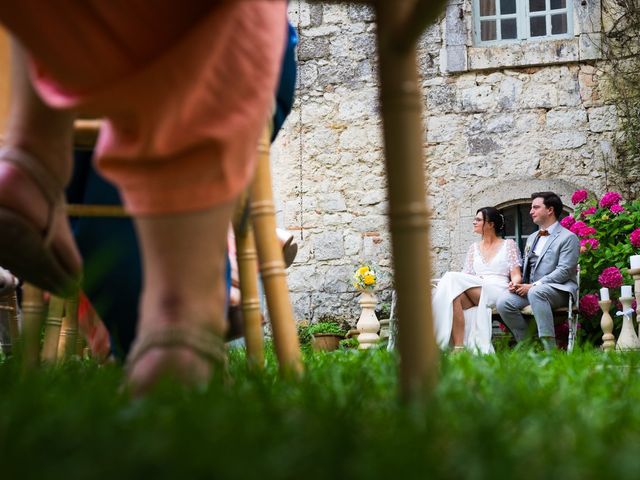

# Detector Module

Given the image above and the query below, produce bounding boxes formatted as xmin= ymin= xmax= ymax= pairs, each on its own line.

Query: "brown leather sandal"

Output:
xmin=125 ymin=324 xmax=227 ymax=395
xmin=0 ymin=147 xmax=81 ymax=296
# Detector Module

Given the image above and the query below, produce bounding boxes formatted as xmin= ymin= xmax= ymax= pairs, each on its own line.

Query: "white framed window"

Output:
xmin=473 ymin=0 xmax=573 ymax=45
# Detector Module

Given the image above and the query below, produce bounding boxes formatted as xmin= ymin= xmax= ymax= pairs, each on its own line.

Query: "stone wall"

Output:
xmin=271 ymin=1 xmax=617 ymax=323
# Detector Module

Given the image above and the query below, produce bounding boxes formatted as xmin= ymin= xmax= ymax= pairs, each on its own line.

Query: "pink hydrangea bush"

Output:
xmin=568 ymin=189 xmax=640 ymax=344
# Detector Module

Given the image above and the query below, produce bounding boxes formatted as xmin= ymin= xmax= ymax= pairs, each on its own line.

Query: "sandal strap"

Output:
xmin=0 ymin=147 xmax=65 ymax=245
xmin=126 ymin=324 xmax=227 ymax=370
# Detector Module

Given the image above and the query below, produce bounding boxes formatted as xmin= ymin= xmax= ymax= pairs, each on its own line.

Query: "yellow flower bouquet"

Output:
xmin=352 ymin=264 xmax=377 ymax=291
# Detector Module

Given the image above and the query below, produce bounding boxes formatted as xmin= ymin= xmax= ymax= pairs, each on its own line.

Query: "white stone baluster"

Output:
xmin=356 ymin=290 xmax=379 ymax=349
xmin=629 ymin=267 xmax=640 ymax=338
xmin=599 ymin=299 xmax=615 ymax=352
xmin=616 ymin=296 xmax=640 ymax=351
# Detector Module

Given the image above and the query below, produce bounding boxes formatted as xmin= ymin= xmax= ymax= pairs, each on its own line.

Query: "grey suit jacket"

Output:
xmin=522 ymin=225 xmax=580 ymax=300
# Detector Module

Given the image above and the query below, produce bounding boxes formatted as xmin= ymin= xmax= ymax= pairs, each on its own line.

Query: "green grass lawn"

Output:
xmin=1 ymin=346 xmax=640 ymax=479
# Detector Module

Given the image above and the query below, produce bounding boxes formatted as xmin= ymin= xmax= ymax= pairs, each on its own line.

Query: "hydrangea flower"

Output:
xmin=598 ymin=266 xmax=624 ymax=289
xmin=610 ymin=204 xmax=625 ymax=215
xmin=630 ymin=228 xmax=640 ymax=248
xmin=570 ymin=221 xmax=597 ymax=237
xmin=599 ymin=191 xmax=623 ymax=208
xmin=571 ymin=189 xmax=588 ymax=205
xmin=580 ymin=238 xmax=599 ymax=252
xmin=570 ymin=221 xmax=587 ymax=234
xmin=579 ymin=293 xmax=600 ymax=317
xmin=560 ymin=216 xmax=576 ymax=229
xmin=581 ymin=206 xmax=597 ymax=217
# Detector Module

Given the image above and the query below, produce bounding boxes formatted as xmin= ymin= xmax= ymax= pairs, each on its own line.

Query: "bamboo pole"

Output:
xmin=394 ymin=0 xmax=449 ymax=53
xmin=73 ymin=118 xmax=101 ymax=149
xmin=250 ymin=128 xmax=302 ymax=376
xmin=20 ymin=284 xmax=46 ymax=371
xmin=376 ymin=0 xmax=439 ymax=401
xmin=40 ymin=295 xmax=65 ymax=362
xmin=57 ymin=292 xmax=79 ymax=360
xmin=235 ymin=223 xmax=265 ymax=369
xmin=0 ymin=28 xmax=11 ymax=139
xmin=0 ymin=289 xmax=19 ymax=355
xmin=66 ymin=204 xmax=128 ymax=218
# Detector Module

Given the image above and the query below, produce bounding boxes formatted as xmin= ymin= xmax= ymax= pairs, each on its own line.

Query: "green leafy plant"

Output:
xmin=306 ymin=321 xmax=347 ymax=337
xmin=339 ymin=337 xmax=359 ymax=349
xmin=376 ymin=302 xmax=392 ymax=320
xmin=563 ymin=189 xmax=640 ymax=342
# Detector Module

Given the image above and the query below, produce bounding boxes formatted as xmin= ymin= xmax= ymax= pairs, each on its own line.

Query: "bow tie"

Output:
xmin=538 ymin=229 xmax=550 ymax=237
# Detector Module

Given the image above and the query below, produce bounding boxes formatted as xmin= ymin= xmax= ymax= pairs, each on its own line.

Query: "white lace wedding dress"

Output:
xmin=432 ymin=239 xmax=521 ymax=354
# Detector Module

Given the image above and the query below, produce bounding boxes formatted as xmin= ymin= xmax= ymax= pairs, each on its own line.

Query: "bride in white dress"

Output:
xmin=433 ymin=207 xmax=522 ymax=353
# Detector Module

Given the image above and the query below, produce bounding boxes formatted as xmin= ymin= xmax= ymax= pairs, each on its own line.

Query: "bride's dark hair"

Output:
xmin=476 ymin=206 xmax=505 ymax=237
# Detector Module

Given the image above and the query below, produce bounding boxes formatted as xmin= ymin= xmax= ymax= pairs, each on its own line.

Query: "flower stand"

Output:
xmin=356 ymin=290 xmax=379 ymax=349
xmin=615 ymin=295 xmax=640 ymax=351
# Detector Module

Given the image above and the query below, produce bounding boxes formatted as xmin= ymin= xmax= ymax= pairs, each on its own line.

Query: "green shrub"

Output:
xmin=306 ymin=321 xmax=347 ymax=337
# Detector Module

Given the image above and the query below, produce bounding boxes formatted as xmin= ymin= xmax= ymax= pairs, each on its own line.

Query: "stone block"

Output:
xmin=359 ymin=189 xmax=385 ymax=206
xmin=339 ymin=126 xmax=371 ymax=150
xmin=344 ymin=232 xmax=362 ymax=256
xmin=430 ymin=219 xmax=450 ymax=248
xmin=426 ymin=84 xmax=458 ymax=113
xmin=521 ymin=83 xmax=557 ymax=109
xmin=460 ymin=85 xmax=495 ymax=112
xmin=287 ymin=2 xmax=311 ymax=28
xmin=426 ymin=114 xmax=463 ymax=143
xmin=347 ymin=4 xmax=374 ymax=22
xmin=298 ymin=37 xmax=330 ymax=61
xmin=318 ymin=192 xmax=347 ymax=212
xmin=588 ymin=105 xmax=618 ymax=132
xmin=337 ymin=89 xmax=378 ymax=121
xmin=314 ymin=231 xmax=345 ymax=261
xmin=287 ymin=264 xmax=322 ymax=293
xmin=322 ymin=4 xmax=347 ymax=24
xmin=321 ymin=265 xmax=353 ymax=293
xmin=546 ymin=109 xmax=588 ymax=130
xmin=467 ymin=136 xmax=501 ymax=155
xmin=549 ymin=132 xmax=588 ymax=150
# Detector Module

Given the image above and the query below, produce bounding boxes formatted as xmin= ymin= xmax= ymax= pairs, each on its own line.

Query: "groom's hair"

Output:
xmin=531 ymin=191 xmax=563 ymax=219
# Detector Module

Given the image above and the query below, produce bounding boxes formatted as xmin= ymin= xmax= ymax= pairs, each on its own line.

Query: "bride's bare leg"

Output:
xmin=462 ymin=287 xmax=481 ymax=308
xmin=451 ymin=287 xmax=482 ymax=347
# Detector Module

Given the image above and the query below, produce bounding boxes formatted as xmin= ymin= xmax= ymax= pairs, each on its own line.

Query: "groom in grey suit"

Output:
xmin=496 ymin=192 xmax=579 ymax=350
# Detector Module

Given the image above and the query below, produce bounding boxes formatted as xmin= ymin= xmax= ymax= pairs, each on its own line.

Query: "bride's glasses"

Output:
xmin=472 ymin=217 xmax=484 ymax=223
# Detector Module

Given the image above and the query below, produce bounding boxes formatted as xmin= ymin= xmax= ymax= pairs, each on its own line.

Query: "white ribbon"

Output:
xmin=616 ymin=308 xmax=635 ymax=317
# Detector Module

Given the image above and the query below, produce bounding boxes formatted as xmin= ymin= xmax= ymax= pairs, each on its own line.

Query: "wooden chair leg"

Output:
xmin=235 ymin=222 xmax=265 ymax=369
xmin=41 ymin=295 xmax=65 ymax=362
xmin=20 ymin=283 xmax=47 ymax=371
xmin=376 ymin=1 xmax=440 ymax=400
xmin=250 ymin=127 xmax=302 ymax=376
xmin=57 ymin=292 xmax=79 ymax=361
xmin=0 ymin=289 xmax=19 ymax=355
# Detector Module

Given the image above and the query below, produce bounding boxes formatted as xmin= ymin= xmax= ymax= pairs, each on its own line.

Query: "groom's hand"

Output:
xmin=515 ymin=283 xmax=532 ymax=297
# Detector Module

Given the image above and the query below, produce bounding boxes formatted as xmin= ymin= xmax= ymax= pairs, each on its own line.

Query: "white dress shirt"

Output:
xmin=533 ymin=221 xmax=559 ymax=256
